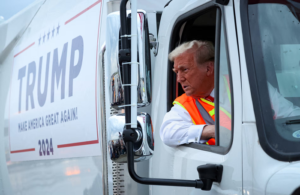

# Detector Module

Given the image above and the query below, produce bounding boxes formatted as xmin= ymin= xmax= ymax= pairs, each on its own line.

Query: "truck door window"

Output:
xmin=244 ymin=0 xmax=300 ymax=161
xmin=167 ymin=6 xmax=233 ymax=153
xmin=218 ymin=21 xmax=232 ymax=148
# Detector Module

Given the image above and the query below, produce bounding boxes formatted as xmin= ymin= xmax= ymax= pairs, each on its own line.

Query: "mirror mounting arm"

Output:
xmin=120 ymin=0 xmax=130 ymax=50
xmin=125 ymin=141 xmax=223 ymax=190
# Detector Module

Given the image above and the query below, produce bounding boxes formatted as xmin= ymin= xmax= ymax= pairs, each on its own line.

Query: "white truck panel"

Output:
xmin=242 ymin=124 xmax=291 ymax=195
xmin=266 ymin=162 xmax=300 ymax=195
xmin=233 ymin=0 xmax=255 ymax=123
xmin=0 ymin=0 xmax=108 ymax=194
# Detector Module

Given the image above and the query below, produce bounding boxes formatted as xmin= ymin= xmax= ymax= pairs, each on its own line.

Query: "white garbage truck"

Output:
xmin=1 ymin=0 xmax=300 ymax=194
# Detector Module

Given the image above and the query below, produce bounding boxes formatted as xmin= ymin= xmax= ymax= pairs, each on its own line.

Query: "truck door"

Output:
xmin=152 ymin=0 xmax=242 ymax=194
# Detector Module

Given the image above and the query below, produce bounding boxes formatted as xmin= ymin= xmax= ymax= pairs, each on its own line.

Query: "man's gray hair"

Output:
xmin=168 ymin=40 xmax=214 ymax=65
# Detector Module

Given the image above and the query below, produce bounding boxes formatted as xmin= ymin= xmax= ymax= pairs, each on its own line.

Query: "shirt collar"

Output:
xmin=210 ymin=89 xmax=214 ymax=98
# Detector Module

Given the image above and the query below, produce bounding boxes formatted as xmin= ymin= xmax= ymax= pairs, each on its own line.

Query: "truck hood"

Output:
xmin=266 ymin=161 xmax=300 ymax=195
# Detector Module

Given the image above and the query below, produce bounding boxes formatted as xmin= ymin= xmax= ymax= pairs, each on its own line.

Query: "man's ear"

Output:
xmin=206 ymin=61 xmax=214 ymax=76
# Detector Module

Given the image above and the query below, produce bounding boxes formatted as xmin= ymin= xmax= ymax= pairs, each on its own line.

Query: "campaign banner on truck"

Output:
xmin=9 ymin=0 xmax=102 ymax=161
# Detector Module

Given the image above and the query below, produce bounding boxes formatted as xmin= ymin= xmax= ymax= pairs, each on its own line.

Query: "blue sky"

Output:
xmin=0 ymin=0 xmax=37 ymax=20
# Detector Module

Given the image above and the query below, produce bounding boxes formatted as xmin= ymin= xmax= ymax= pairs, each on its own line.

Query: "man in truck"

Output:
xmin=160 ymin=40 xmax=300 ymax=147
xmin=160 ymin=40 xmax=220 ymax=147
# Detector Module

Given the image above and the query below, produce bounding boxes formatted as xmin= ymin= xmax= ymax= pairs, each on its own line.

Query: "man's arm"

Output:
xmin=201 ymin=125 xmax=215 ymax=140
xmin=160 ymin=105 xmax=214 ymax=146
xmin=268 ymin=83 xmax=300 ymax=118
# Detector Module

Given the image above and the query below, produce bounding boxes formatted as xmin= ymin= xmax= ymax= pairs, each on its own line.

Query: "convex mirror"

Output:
xmin=106 ymin=11 xmax=152 ymax=109
xmin=107 ymin=112 xmax=154 ymax=163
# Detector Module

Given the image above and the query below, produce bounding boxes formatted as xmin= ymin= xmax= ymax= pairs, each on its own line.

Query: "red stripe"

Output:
xmin=57 ymin=140 xmax=99 ymax=148
xmin=11 ymin=148 xmax=35 ymax=153
xmin=14 ymin=42 xmax=35 ymax=58
xmin=8 ymin=58 xmax=14 ymax=152
xmin=138 ymin=13 xmax=143 ymax=39
xmin=65 ymin=0 xmax=101 ymax=25
xmin=94 ymin=0 xmax=102 ymax=142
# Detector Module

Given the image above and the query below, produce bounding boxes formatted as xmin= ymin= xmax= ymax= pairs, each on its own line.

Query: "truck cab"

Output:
xmin=107 ymin=0 xmax=300 ymax=194
xmin=1 ymin=0 xmax=300 ymax=194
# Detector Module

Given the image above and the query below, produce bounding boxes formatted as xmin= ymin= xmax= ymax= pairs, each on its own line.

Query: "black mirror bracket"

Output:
xmin=125 ymin=140 xmax=223 ymax=190
xmin=123 ymin=129 xmax=137 ymax=142
xmin=119 ymin=49 xmax=131 ymax=66
xmin=197 ymin=164 xmax=223 ymax=190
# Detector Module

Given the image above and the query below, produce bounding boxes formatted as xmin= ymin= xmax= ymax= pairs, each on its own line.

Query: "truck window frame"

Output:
xmin=240 ymin=0 xmax=300 ymax=161
xmin=167 ymin=2 xmax=234 ymax=154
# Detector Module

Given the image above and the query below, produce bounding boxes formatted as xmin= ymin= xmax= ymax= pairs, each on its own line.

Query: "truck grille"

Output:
xmin=112 ymin=162 xmax=125 ymax=195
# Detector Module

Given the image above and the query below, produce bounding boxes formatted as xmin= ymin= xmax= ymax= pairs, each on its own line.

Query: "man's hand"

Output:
xmin=201 ymin=125 xmax=231 ymax=147
xmin=200 ymin=125 xmax=215 ymax=140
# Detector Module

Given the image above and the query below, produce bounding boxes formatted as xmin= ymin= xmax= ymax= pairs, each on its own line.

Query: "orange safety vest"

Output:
xmin=173 ymin=77 xmax=231 ymax=145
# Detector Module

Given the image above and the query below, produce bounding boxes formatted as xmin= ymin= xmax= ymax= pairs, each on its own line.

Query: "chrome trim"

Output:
xmin=100 ymin=43 xmax=109 ymax=195
xmin=112 ymin=162 xmax=125 ymax=195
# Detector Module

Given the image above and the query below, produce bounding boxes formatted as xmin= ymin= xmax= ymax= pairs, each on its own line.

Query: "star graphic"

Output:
xmin=56 ymin=24 xmax=60 ymax=35
xmin=47 ymin=31 xmax=50 ymax=40
xmin=43 ymin=33 xmax=46 ymax=42
xmin=38 ymin=36 xmax=41 ymax=45
xmin=52 ymin=27 xmax=55 ymax=37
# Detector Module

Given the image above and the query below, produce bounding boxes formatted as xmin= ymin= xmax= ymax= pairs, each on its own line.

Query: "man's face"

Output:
xmin=173 ymin=51 xmax=214 ymax=99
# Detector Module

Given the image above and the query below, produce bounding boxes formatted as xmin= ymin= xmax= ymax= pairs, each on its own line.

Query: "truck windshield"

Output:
xmin=248 ymin=0 xmax=300 ymax=156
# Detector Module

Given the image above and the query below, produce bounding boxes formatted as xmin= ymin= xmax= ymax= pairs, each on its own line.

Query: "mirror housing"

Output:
xmin=106 ymin=11 xmax=152 ymax=110
xmin=107 ymin=112 xmax=154 ymax=163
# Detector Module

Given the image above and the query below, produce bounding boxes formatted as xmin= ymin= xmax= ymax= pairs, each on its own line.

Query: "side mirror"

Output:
xmin=106 ymin=11 xmax=152 ymax=110
xmin=149 ymin=33 xmax=158 ymax=56
xmin=107 ymin=112 xmax=154 ymax=163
